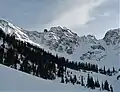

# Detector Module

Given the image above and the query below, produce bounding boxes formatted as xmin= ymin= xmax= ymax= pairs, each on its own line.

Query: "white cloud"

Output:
xmin=45 ymin=0 xmax=106 ymax=30
xmin=99 ymin=12 xmax=110 ymax=17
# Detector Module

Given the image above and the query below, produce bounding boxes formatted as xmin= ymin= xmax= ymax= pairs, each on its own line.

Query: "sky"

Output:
xmin=0 ymin=0 xmax=119 ymax=39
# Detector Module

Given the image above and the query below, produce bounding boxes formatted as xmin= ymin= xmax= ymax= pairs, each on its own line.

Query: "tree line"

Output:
xmin=60 ymin=69 xmax=113 ymax=92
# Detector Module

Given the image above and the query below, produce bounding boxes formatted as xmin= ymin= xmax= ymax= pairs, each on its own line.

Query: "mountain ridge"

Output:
xmin=0 ymin=19 xmax=119 ymax=69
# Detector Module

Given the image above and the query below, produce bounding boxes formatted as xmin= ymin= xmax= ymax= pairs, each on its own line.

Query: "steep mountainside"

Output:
xmin=24 ymin=26 xmax=80 ymax=54
xmin=24 ymin=25 xmax=120 ymax=69
xmin=0 ymin=19 xmax=42 ymax=48
xmin=103 ymin=28 xmax=120 ymax=46
xmin=0 ymin=19 xmax=119 ymax=69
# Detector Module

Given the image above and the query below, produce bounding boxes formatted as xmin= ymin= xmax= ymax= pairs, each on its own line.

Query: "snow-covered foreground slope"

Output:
xmin=0 ymin=63 xmax=119 ymax=92
xmin=0 ymin=64 xmax=113 ymax=92
xmin=66 ymin=68 xmax=120 ymax=92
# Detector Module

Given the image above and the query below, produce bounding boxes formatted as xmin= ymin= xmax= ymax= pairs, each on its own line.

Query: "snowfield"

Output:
xmin=0 ymin=64 xmax=119 ymax=92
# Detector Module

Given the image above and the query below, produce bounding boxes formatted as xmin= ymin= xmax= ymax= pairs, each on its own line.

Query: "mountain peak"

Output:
xmin=48 ymin=26 xmax=77 ymax=37
xmin=86 ymin=35 xmax=97 ymax=41
xmin=103 ymin=28 xmax=120 ymax=45
xmin=0 ymin=19 xmax=29 ymax=41
xmin=0 ymin=19 xmax=8 ymax=25
xmin=49 ymin=26 xmax=62 ymax=32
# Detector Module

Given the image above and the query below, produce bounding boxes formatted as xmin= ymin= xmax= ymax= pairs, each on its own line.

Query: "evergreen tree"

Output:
xmin=32 ymin=63 xmax=36 ymax=75
xmin=0 ymin=45 xmax=4 ymax=64
xmin=86 ymin=74 xmax=90 ymax=87
xmin=61 ymin=76 xmax=64 ymax=83
xmin=36 ymin=65 xmax=40 ymax=77
xmin=87 ymin=74 xmax=95 ymax=89
xmin=104 ymin=66 xmax=106 ymax=74
xmin=113 ymin=67 xmax=115 ymax=73
xmin=117 ymin=75 xmax=120 ymax=80
xmin=95 ymin=79 xmax=100 ymax=88
xmin=81 ymin=76 xmax=84 ymax=86
xmin=4 ymin=47 xmax=15 ymax=66
xmin=65 ymin=76 xmax=69 ymax=84
xmin=104 ymin=80 xmax=110 ymax=91
xmin=22 ymin=57 xmax=31 ymax=73
xmin=102 ymin=82 xmax=104 ymax=90
xmin=90 ymin=77 xmax=95 ymax=89
xmin=57 ymin=66 xmax=64 ymax=77
xmin=110 ymin=85 xmax=113 ymax=92
xmin=73 ymin=75 xmax=77 ymax=84
xmin=95 ymin=65 xmax=98 ymax=73
xmin=107 ymin=68 xmax=110 ymax=75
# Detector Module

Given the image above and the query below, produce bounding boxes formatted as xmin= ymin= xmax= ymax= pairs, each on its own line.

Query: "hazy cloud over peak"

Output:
xmin=0 ymin=0 xmax=119 ymax=39
xmin=45 ymin=0 xmax=107 ymax=29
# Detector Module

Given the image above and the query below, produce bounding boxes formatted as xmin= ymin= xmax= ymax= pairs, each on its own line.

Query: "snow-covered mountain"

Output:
xmin=0 ymin=19 xmax=120 ymax=92
xmin=103 ymin=28 xmax=120 ymax=46
xmin=24 ymin=26 xmax=80 ymax=54
xmin=0 ymin=19 xmax=42 ymax=48
xmin=0 ymin=19 xmax=119 ymax=69
xmin=24 ymin=24 xmax=120 ymax=69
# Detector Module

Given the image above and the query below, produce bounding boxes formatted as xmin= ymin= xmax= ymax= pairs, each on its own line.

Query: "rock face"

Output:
xmin=103 ymin=28 xmax=120 ymax=45
xmin=24 ymin=26 xmax=80 ymax=54
xmin=24 ymin=27 xmax=120 ymax=69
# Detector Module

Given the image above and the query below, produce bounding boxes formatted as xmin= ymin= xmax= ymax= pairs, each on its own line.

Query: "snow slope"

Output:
xmin=66 ymin=68 xmax=120 ymax=92
xmin=0 ymin=19 xmax=43 ymax=48
xmin=0 ymin=64 xmax=112 ymax=92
